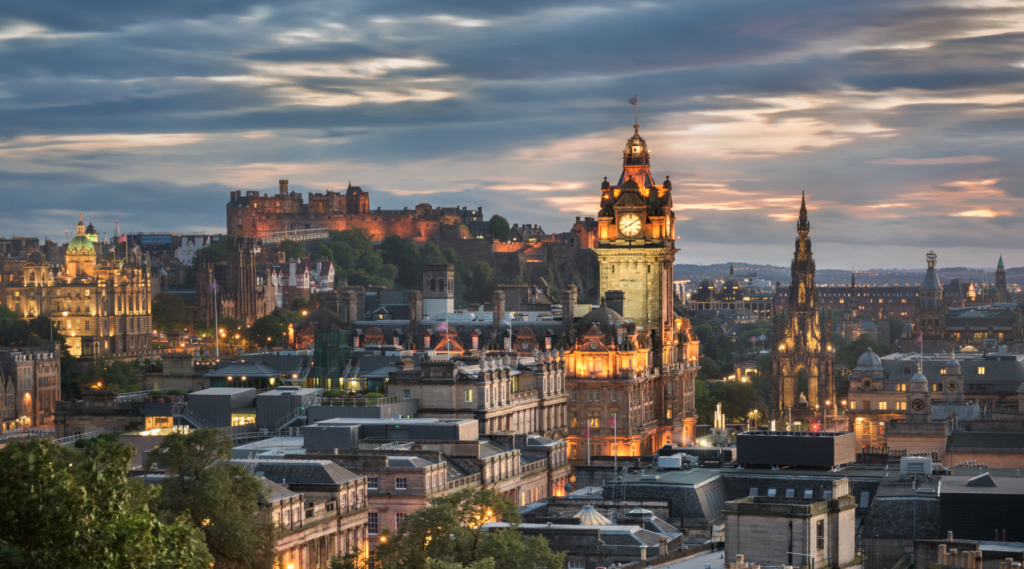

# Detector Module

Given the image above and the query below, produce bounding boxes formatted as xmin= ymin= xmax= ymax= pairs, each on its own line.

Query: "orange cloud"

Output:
xmin=870 ymin=155 xmax=997 ymax=165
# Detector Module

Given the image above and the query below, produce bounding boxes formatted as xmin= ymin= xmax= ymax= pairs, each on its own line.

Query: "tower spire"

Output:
xmin=798 ymin=191 xmax=809 ymax=231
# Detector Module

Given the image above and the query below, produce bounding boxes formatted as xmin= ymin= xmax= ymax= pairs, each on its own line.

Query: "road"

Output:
xmin=648 ymin=549 xmax=726 ymax=569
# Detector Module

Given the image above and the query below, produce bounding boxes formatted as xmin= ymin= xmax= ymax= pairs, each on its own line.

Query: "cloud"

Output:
xmin=870 ymin=155 xmax=998 ymax=164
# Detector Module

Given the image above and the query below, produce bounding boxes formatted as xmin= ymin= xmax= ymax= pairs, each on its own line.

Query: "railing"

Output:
xmin=319 ymin=396 xmax=398 ymax=407
xmin=56 ymin=402 xmax=142 ymax=415
xmin=171 ymin=404 xmax=217 ymax=430
xmin=520 ymin=459 xmax=547 ymax=475
xmin=446 ymin=473 xmax=481 ymax=490
xmin=116 ymin=390 xmax=153 ymax=402
xmin=53 ymin=428 xmax=119 ymax=446
xmin=274 ymin=397 xmax=320 ymax=433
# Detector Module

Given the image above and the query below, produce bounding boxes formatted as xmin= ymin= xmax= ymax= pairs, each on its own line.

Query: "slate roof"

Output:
xmin=260 ymin=478 xmax=300 ymax=503
xmin=255 ymin=459 xmax=363 ymax=486
xmin=931 ymin=404 xmax=980 ymax=421
xmin=387 ymin=456 xmax=434 ymax=468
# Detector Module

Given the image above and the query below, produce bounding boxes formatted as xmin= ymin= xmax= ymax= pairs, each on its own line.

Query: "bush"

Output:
xmin=364 ymin=392 xmax=385 ymax=399
xmin=324 ymin=389 xmax=344 ymax=398
xmin=167 ymin=389 xmax=187 ymax=396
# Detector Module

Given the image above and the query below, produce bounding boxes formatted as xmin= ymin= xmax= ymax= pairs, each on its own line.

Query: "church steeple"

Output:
xmin=618 ymin=124 xmax=655 ymax=194
xmin=797 ymin=191 xmax=810 ymax=236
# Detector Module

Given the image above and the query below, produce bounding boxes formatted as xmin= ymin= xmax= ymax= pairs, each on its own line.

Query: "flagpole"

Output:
xmin=587 ymin=422 xmax=591 ymax=466
xmin=635 ymin=94 xmax=638 ymax=125
xmin=613 ymin=413 xmax=617 ymax=473
xmin=214 ymin=281 xmax=220 ymax=359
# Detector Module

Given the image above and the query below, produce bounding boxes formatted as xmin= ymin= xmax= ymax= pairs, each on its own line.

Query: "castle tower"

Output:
xmin=770 ymin=193 xmax=835 ymax=420
xmin=996 ymin=255 xmax=1008 ymax=302
xmin=422 ymin=264 xmax=454 ymax=317
xmin=594 ymin=124 xmax=678 ymax=364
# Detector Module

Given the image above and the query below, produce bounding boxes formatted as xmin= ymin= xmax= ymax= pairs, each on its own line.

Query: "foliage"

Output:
xmin=888 ymin=316 xmax=906 ymax=344
xmin=152 ymin=292 xmax=191 ymax=333
xmin=192 ymin=237 xmax=229 ymax=267
xmin=711 ymin=381 xmax=767 ymax=423
xmin=0 ymin=305 xmax=44 ymax=347
xmin=248 ymin=314 xmax=287 ymax=349
xmin=312 ymin=242 xmax=335 ymax=263
xmin=328 ymin=229 xmax=398 ymax=288
xmin=375 ymin=488 xmax=564 ymax=569
xmin=276 ymin=239 xmax=307 ymax=261
xmin=467 ymin=262 xmax=497 ymax=303
xmin=77 ymin=355 xmax=140 ymax=393
xmin=146 ymin=429 xmax=278 ymax=569
xmin=486 ymin=215 xmax=511 ymax=241
xmin=0 ymin=438 xmax=212 ymax=569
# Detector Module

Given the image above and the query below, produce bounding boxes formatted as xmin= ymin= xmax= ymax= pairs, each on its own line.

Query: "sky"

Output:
xmin=1 ymin=0 xmax=1023 ymax=270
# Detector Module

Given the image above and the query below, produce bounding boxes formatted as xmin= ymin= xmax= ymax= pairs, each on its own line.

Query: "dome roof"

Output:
xmin=698 ymin=279 xmax=713 ymax=289
xmin=910 ymin=363 xmax=928 ymax=387
xmin=576 ymin=300 xmax=628 ymax=338
xmin=67 ymin=214 xmax=95 ymax=255
xmin=723 ymin=277 xmax=740 ymax=288
xmin=26 ymin=251 xmax=46 ymax=264
xmin=947 ymin=355 xmax=961 ymax=369
xmin=858 ymin=320 xmax=876 ymax=329
xmin=573 ymin=505 xmax=612 ymax=526
xmin=298 ymin=307 xmax=344 ymax=329
xmin=855 ymin=348 xmax=883 ymax=372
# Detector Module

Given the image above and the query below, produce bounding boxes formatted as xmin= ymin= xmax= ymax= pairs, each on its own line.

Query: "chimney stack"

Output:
xmin=409 ymin=290 xmax=423 ymax=335
xmin=606 ymin=290 xmax=625 ymax=316
xmin=562 ymin=284 xmax=577 ymax=335
xmin=279 ymin=179 xmax=289 ymax=195
xmin=492 ymin=290 xmax=506 ymax=337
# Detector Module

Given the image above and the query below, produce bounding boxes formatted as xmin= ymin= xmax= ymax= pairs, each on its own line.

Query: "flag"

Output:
xmin=584 ymin=423 xmax=590 ymax=437
xmin=629 ymin=96 xmax=637 ymax=105
xmin=117 ymin=235 xmax=127 ymax=243
xmin=609 ymin=415 xmax=616 ymax=428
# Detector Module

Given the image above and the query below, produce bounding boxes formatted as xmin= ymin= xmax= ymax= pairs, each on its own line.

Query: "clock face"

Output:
xmin=912 ymin=398 xmax=925 ymax=411
xmin=618 ymin=213 xmax=642 ymax=237
xmin=589 ymin=342 xmax=599 ymax=350
xmin=521 ymin=342 xmax=530 ymax=350
xmin=947 ymin=380 xmax=958 ymax=392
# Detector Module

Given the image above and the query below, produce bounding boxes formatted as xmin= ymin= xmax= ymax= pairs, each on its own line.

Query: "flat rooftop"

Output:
xmin=313 ymin=417 xmax=475 ymax=426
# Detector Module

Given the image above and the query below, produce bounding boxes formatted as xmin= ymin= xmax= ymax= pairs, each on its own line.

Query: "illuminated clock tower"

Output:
xmin=594 ymin=124 xmax=677 ymax=364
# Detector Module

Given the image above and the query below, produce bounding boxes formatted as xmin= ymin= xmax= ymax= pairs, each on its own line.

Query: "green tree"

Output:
xmin=468 ymin=262 xmax=497 ymax=303
xmin=0 ymin=305 xmax=42 ymax=347
xmin=709 ymin=380 xmax=767 ymax=422
xmin=78 ymin=355 xmax=141 ymax=393
xmin=375 ymin=488 xmax=564 ymax=569
xmin=146 ymin=430 xmax=278 ymax=569
xmin=276 ymin=239 xmax=306 ymax=261
xmin=152 ymin=292 xmax=191 ymax=333
xmin=0 ymin=438 xmax=212 ymax=569
xmin=486 ymin=215 xmax=510 ymax=241
xmin=379 ymin=235 xmax=422 ymax=288
xmin=192 ymin=237 xmax=229 ymax=267
xmin=248 ymin=314 xmax=286 ymax=349
xmin=888 ymin=316 xmax=906 ymax=345
xmin=312 ymin=242 xmax=335 ymax=263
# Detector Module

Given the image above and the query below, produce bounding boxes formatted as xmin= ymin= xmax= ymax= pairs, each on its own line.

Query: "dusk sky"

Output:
xmin=2 ymin=1 xmax=1024 ymax=270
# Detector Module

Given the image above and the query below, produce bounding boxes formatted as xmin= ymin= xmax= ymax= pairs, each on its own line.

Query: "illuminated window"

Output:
xmin=877 ymin=402 xmax=887 ymax=411
xmin=978 ymin=367 xmax=986 ymax=375
xmin=666 ymin=409 xmax=672 ymax=419
xmin=896 ymin=402 xmax=906 ymax=410
xmin=587 ymin=412 xmax=600 ymax=428
xmin=849 ymin=401 xmax=856 ymax=410
xmin=465 ymin=389 xmax=473 ymax=403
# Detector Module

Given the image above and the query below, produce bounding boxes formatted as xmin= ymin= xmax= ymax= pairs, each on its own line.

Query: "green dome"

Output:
xmin=67 ymin=216 xmax=95 ymax=254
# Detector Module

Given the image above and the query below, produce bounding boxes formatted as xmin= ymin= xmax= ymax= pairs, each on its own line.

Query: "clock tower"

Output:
xmin=594 ymin=124 xmax=677 ymax=363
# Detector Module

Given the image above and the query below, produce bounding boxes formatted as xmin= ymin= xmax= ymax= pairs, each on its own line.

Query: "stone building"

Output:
xmin=422 ymin=263 xmax=454 ymax=317
xmin=770 ymin=195 xmax=836 ymax=422
xmin=724 ymin=481 xmax=856 ymax=569
xmin=687 ymin=266 xmax=775 ymax=320
xmin=2 ymin=215 xmax=152 ymax=359
xmin=0 ymin=345 xmax=61 ymax=429
xmin=226 ymin=179 xmax=482 ymax=242
xmin=254 ymin=460 xmax=370 ymax=569
xmin=196 ymin=235 xmax=270 ymax=326
xmin=387 ymin=353 xmax=569 ymax=438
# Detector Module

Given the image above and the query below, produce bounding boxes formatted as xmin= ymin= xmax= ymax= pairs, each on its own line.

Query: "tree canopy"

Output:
xmin=275 ymin=239 xmax=307 ymax=261
xmin=487 ymin=215 xmax=510 ymax=241
xmin=191 ymin=237 xmax=228 ymax=266
xmin=152 ymin=292 xmax=191 ymax=333
xmin=146 ymin=429 xmax=278 ymax=569
xmin=374 ymin=488 xmax=564 ymax=569
xmin=327 ymin=229 xmax=398 ymax=288
xmin=0 ymin=438 xmax=212 ymax=569
xmin=248 ymin=313 xmax=287 ymax=349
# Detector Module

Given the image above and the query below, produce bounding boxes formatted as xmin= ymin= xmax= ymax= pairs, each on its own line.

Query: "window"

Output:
xmin=569 ymin=561 xmax=586 ymax=569
xmin=571 ymin=389 xmax=577 ymax=401
xmin=940 ymin=368 xmax=947 ymax=375
xmin=395 ymin=477 xmax=407 ymax=490
xmin=396 ymin=513 xmax=405 ymax=528
xmin=817 ymin=520 xmax=825 ymax=549
xmin=610 ymin=390 xmax=617 ymax=401
xmin=588 ymin=389 xmax=600 ymax=401
xmin=877 ymin=402 xmax=887 ymax=411
xmin=849 ymin=401 xmax=856 ymax=410
xmin=896 ymin=402 xmax=906 ymax=410
xmin=749 ymin=488 xmax=758 ymax=497
xmin=903 ymin=365 xmax=912 ymax=375
xmin=403 ymin=390 xmax=410 ymax=400
xmin=368 ymin=512 xmax=379 ymax=535
xmin=767 ymin=488 xmax=777 ymax=497
xmin=666 ymin=410 xmax=672 ymax=419
xmin=785 ymin=489 xmax=795 ymax=498
xmin=587 ymin=412 xmax=600 ymax=428
xmin=570 ymin=411 xmax=578 ymax=428
xmin=878 ymin=422 xmax=886 ymax=435
xmin=862 ymin=401 xmax=870 ymax=410
xmin=804 ymin=489 xmax=814 ymax=499
xmin=978 ymin=366 xmax=986 ymax=375
xmin=465 ymin=389 xmax=473 ymax=403
xmin=368 ymin=477 xmax=378 ymax=490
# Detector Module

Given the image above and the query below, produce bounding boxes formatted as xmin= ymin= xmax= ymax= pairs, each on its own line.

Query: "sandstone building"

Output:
xmin=770 ymin=195 xmax=836 ymax=422
xmin=196 ymin=235 xmax=271 ymax=326
xmin=2 ymin=215 xmax=152 ymax=359
xmin=226 ymin=180 xmax=483 ymax=242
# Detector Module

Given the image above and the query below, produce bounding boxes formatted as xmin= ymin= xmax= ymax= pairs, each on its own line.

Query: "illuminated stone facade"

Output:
xmin=2 ymin=216 xmax=152 ymax=359
xmin=564 ymin=125 xmax=700 ymax=460
xmin=226 ymin=180 xmax=482 ymax=242
xmin=770 ymin=195 xmax=835 ymax=420
xmin=196 ymin=236 xmax=271 ymax=326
